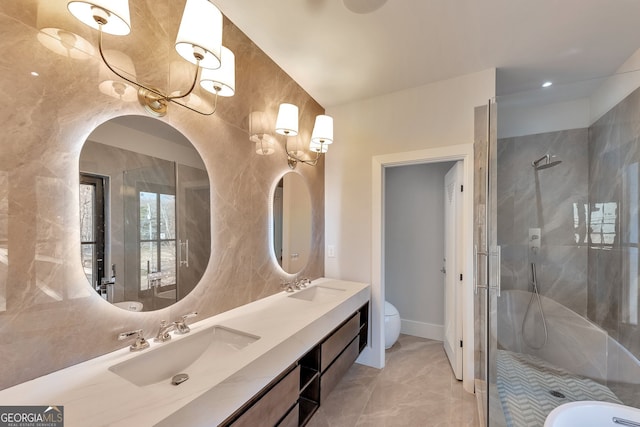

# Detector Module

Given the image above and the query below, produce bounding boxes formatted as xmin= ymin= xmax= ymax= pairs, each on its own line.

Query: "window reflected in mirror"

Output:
xmin=79 ymin=174 xmax=106 ymax=291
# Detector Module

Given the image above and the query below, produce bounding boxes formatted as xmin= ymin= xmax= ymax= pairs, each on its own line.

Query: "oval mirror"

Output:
xmin=271 ymin=172 xmax=312 ymax=274
xmin=79 ymin=116 xmax=211 ymax=311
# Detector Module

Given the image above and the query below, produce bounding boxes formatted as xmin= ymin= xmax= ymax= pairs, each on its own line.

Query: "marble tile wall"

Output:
xmin=497 ymin=128 xmax=589 ymax=316
xmin=495 ymin=86 xmax=640 ymax=405
xmin=0 ymin=0 xmax=325 ymax=389
xmin=589 ymin=86 xmax=640 ymax=362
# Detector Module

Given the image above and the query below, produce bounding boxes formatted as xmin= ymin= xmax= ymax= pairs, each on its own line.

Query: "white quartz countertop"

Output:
xmin=0 ymin=279 xmax=370 ymax=427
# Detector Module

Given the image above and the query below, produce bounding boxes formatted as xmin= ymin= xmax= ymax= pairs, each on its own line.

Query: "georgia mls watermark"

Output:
xmin=0 ymin=406 xmax=63 ymax=427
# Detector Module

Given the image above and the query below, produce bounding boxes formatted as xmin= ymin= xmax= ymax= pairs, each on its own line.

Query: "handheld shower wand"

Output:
xmin=522 ymin=262 xmax=548 ymax=349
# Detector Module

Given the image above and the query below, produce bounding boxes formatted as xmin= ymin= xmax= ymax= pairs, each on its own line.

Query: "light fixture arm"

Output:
xmin=172 ymin=90 xmax=219 ymax=116
xmin=97 ymin=25 xmax=218 ymax=116
xmin=285 ymin=142 xmax=321 ymax=169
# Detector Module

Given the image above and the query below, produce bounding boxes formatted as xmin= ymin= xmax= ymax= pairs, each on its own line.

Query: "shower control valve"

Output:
xmin=529 ymin=228 xmax=541 ymax=252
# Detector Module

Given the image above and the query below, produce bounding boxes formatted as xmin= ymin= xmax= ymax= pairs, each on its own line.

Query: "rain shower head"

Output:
xmin=532 ymin=154 xmax=562 ymax=170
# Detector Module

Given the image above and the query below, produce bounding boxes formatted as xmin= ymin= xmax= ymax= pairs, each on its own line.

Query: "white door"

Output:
xmin=444 ymin=161 xmax=463 ymax=380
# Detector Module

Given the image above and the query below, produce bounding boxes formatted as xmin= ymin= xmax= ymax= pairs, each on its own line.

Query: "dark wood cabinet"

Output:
xmin=320 ymin=313 xmax=359 ymax=372
xmin=225 ymin=365 xmax=300 ymax=427
xmin=220 ymin=301 xmax=369 ymax=427
xmin=299 ymin=302 xmax=369 ymax=426
xmin=320 ymin=338 xmax=359 ymax=403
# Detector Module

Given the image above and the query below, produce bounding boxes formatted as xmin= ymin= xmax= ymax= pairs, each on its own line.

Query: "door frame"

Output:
xmin=365 ymin=143 xmax=475 ymax=393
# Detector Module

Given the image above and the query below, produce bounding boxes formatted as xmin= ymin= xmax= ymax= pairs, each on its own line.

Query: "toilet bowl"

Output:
xmin=384 ymin=301 xmax=401 ymax=349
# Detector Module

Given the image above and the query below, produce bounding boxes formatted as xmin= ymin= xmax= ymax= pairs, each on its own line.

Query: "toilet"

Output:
xmin=384 ymin=301 xmax=401 ymax=349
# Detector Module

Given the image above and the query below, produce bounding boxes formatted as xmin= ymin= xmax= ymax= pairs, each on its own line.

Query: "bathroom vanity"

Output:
xmin=217 ymin=301 xmax=368 ymax=427
xmin=0 ymin=279 xmax=370 ymax=427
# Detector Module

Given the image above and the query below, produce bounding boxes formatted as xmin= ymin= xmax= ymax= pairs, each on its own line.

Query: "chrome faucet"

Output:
xmin=291 ymin=277 xmax=310 ymax=290
xmin=118 ymin=329 xmax=149 ymax=351
xmin=175 ymin=312 xmax=198 ymax=334
xmin=154 ymin=320 xmax=176 ymax=342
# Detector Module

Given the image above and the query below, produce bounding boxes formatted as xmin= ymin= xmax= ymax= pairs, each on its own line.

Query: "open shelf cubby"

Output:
xmin=298 ymin=345 xmax=320 ymax=426
xmin=358 ymin=302 xmax=369 ymax=352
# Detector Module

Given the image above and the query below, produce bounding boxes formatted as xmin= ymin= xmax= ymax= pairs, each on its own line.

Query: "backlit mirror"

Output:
xmin=271 ymin=172 xmax=312 ymax=274
xmin=79 ymin=116 xmax=211 ymax=311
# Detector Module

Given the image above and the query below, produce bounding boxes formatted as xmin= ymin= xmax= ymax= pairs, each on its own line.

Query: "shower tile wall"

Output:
xmin=589 ymin=86 xmax=640 ymax=363
xmin=497 ymin=87 xmax=640 ymax=405
xmin=497 ymin=128 xmax=589 ymax=316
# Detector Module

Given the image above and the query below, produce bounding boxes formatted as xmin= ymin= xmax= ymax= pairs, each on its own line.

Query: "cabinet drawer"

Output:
xmin=277 ymin=403 xmax=299 ymax=427
xmin=320 ymin=338 xmax=359 ymax=403
xmin=321 ymin=313 xmax=359 ymax=372
xmin=231 ymin=365 xmax=300 ymax=427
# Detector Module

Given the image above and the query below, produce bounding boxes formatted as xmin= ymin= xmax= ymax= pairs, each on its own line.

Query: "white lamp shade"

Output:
xmin=67 ymin=0 xmax=131 ymax=36
xmin=309 ymin=141 xmax=329 ymax=153
xmin=200 ymin=46 xmax=235 ymax=97
xmin=275 ymin=103 xmax=299 ymax=136
xmin=311 ymin=115 xmax=333 ymax=144
xmin=175 ymin=0 xmax=222 ymax=69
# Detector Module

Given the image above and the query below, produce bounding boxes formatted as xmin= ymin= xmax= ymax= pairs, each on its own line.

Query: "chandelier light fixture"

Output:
xmin=67 ymin=0 xmax=235 ymax=116
xmin=274 ymin=103 xmax=334 ymax=169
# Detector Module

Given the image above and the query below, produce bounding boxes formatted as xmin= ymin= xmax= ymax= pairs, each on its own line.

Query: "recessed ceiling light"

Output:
xmin=30 ymin=71 xmax=39 ymax=77
xmin=542 ymin=81 xmax=552 ymax=88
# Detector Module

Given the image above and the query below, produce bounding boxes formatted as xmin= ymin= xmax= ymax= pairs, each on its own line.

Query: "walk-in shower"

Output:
xmin=488 ymin=132 xmax=634 ymax=427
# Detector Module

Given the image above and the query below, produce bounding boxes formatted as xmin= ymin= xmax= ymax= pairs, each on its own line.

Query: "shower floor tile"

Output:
xmin=496 ymin=349 xmax=621 ymax=427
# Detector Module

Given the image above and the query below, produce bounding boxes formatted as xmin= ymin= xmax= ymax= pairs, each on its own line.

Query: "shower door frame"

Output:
xmin=474 ymin=99 xmax=502 ymax=427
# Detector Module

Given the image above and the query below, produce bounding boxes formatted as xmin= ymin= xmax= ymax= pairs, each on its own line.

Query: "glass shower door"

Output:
xmin=485 ymin=99 xmax=506 ymax=427
xmin=175 ymin=163 xmax=210 ymax=300
xmin=475 ymin=99 xmax=504 ymax=427
xmin=123 ymin=160 xmax=177 ymax=310
xmin=474 ymin=101 xmax=489 ymax=427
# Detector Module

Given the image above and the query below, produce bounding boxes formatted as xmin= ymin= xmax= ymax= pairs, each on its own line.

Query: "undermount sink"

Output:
xmin=288 ymin=285 xmax=345 ymax=302
xmin=544 ymin=401 xmax=640 ymax=427
xmin=109 ymin=325 xmax=259 ymax=387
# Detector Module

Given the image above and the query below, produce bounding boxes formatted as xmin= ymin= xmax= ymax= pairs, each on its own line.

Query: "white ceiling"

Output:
xmin=214 ymin=0 xmax=640 ymax=108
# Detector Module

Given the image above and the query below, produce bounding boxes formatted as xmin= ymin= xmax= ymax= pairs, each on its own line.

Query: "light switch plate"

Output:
xmin=328 ymin=245 xmax=336 ymax=258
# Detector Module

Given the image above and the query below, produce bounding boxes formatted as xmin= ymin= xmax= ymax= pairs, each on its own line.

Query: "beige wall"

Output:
xmin=0 ymin=0 xmax=324 ymax=389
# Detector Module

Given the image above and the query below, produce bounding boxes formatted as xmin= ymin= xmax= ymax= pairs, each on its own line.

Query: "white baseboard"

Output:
xmin=400 ymin=319 xmax=444 ymax=342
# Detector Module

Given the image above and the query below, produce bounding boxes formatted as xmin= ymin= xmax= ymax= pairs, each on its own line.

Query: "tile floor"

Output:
xmin=306 ymin=334 xmax=480 ymax=427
